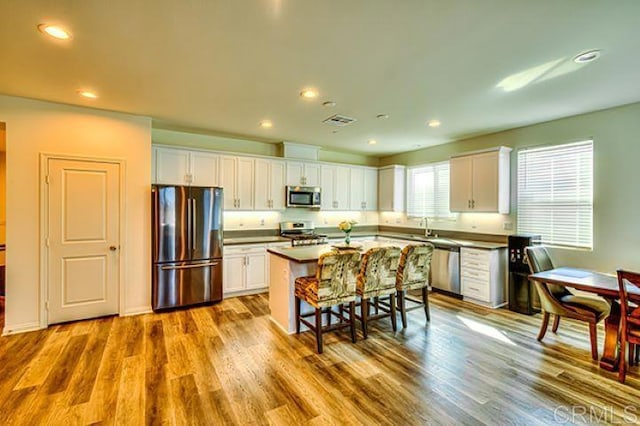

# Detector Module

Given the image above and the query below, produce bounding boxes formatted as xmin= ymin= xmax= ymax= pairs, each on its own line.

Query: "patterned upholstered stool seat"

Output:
xmin=294 ymin=249 xmax=360 ymax=353
xmin=355 ymin=246 xmax=401 ymax=338
xmin=396 ymin=243 xmax=435 ymax=328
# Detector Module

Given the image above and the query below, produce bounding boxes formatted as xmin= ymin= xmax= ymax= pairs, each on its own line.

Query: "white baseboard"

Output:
xmin=2 ymin=321 xmax=43 ymax=336
xmin=122 ymin=306 xmax=153 ymax=316
xmin=224 ymin=288 xmax=268 ymax=298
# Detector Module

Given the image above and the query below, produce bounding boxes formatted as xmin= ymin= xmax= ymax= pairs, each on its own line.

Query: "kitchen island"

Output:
xmin=267 ymin=240 xmax=395 ymax=333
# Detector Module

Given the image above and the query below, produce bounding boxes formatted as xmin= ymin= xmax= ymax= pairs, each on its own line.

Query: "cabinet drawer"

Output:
xmin=462 ymin=276 xmax=490 ymax=302
xmin=461 ymin=248 xmax=490 ymax=262
xmin=461 ymin=267 xmax=490 ymax=283
xmin=225 ymin=244 xmax=266 ymax=256
xmin=461 ymin=257 xmax=490 ymax=272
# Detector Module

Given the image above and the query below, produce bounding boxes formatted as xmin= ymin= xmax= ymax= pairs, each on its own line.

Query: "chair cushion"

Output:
xmin=295 ymin=275 xmax=356 ymax=308
xmin=396 ymin=244 xmax=434 ymax=291
xmin=559 ymin=294 xmax=611 ymax=321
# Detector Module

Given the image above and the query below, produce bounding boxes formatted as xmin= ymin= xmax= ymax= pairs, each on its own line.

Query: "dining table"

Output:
xmin=529 ymin=267 xmax=640 ymax=371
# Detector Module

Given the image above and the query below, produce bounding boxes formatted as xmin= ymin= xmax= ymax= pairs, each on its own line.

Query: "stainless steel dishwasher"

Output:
xmin=430 ymin=245 xmax=461 ymax=296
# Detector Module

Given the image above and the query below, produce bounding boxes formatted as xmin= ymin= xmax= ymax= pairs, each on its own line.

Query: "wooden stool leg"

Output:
xmin=361 ymin=298 xmax=369 ymax=339
xmin=389 ymin=294 xmax=397 ymax=332
xmin=552 ymin=315 xmax=560 ymax=333
xmin=295 ymin=296 xmax=301 ymax=334
xmin=398 ymin=290 xmax=407 ymax=329
xmin=339 ymin=304 xmax=344 ymax=324
xmin=326 ymin=307 xmax=332 ymax=326
xmin=629 ymin=343 xmax=636 ymax=366
xmin=537 ymin=312 xmax=550 ymax=342
xmin=374 ymin=296 xmax=379 ymax=314
xmin=315 ymin=308 xmax=323 ymax=354
xmin=588 ymin=322 xmax=598 ymax=361
xmin=422 ymin=287 xmax=430 ymax=322
xmin=349 ymin=301 xmax=357 ymax=343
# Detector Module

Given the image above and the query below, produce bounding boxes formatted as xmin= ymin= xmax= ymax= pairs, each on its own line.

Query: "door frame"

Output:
xmin=39 ymin=153 xmax=126 ymax=328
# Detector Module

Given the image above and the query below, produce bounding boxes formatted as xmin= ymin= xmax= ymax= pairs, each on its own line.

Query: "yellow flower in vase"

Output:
xmin=338 ymin=220 xmax=357 ymax=245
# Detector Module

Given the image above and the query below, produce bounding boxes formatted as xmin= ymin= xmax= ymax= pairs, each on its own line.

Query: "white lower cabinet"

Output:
xmin=223 ymin=244 xmax=268 ymax=296
xmin=460 ymin=247 xmax=507 ymax=308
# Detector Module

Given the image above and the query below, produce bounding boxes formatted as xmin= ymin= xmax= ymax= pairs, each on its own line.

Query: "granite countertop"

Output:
xmin=267 ymin=240 xmax=393 ymax=263
xmin=223 ymin=236 xmax=289 ymax=245
xmin=224 ymin=231 xmax=507 ymax=250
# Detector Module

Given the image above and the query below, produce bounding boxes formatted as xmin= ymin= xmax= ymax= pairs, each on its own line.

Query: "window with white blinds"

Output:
xmin=406 ymin=161 xmax=453 ymax=218
xmin=517 ymin=140 xmax=593 ymax=249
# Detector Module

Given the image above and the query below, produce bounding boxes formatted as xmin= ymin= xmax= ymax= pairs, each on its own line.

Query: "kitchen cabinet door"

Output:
xmin=378 ymin=165 xmax=405 ymax=212
xmin=190 ymin=151 xmax=220 ymax=187
xmin=220 ymin=156 xmax=238 ymax=210
xmin=334 ymin=166 xmax=350 ymax=210
xmin=254 ymin=159 xmax=271 ymax=210
xmin=237 ymin=157 xmax=255 ymax=210
xmin=350 ymin=167 xmax=365 ymax=210
xmin=364 ymin=168 xmax=378 ymax=211
xmin=155 ymin=148 xmax=190 ymax=185
xmin=286 ymin=162 xmax=304 ymax=186
xmin=304 ymin=163 xmax=321 ymax=187
xmin=223 ymin=256 xmax=245 ymax=293
xmin=471 ymin=152 xmax=499 ymax=212
xmin=320 ymin=165 xmax=335 ymax=210
xmin=449 ymin=156 xmax=473 ymax=212
xmin=269 ymin=160 xmax=286 ymax=210
xmin=245 ymin=252 xmax=267 ymax=290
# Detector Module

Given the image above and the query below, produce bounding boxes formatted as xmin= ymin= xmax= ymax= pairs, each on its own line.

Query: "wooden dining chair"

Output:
xmin=294 ymin=249 xmax=361 ymax=354
xmin=526 ymin=246 xmax=611 ymax=360
xmin=616 ymin=269 xmax=640 ymax=383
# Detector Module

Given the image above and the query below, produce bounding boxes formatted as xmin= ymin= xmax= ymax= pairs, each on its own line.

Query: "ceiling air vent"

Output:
xmin=322 ymin=114 xmax=357 ymax=127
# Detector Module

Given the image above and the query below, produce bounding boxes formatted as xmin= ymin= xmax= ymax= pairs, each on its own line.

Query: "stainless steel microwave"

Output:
xmin=286 ymin=186 xmax=321 ymax=208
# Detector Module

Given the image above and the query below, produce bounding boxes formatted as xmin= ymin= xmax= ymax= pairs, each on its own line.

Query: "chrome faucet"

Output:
xmin=424 ymin=217 xmax=432 ymax=237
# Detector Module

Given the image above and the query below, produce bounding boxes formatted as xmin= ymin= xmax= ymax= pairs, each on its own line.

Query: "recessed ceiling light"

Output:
xmin=368 ymin=139 xmax=377 ymax=145
xmin=573 ymin=49 xmax=602 ymax=64
xmin=427 ymin=119 xmax=441 ymax=128
xmin=37 ymin=24 xmax=72 ymax=40
xmin=259 ymin=120 xmax=273 ymax=129
xmin=300 ymin=89 xmax=318 ymax=99
xmin=77 ymin=90 xmax=98 ymax=99
xmin=376 ymin=114 xmax=389 ymax=119
xmin=322 ymin=101 xmax=337 ymax=107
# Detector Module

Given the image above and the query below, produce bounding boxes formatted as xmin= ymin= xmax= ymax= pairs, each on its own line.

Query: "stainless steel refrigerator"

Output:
xmin=152 ymin=185 xmax=223 ymax=311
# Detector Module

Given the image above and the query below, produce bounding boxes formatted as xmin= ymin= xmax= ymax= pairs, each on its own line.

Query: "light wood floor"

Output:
xmin=0 ymin=293 xmax=638 ymax=425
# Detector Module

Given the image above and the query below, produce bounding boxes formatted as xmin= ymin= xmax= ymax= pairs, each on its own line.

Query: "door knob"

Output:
xmin=109 ymin=246 xmax=117 ymax=251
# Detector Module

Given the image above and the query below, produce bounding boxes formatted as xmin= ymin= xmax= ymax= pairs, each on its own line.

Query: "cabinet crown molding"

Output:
xmin=450 ymin=146 xmax=512 ymax=159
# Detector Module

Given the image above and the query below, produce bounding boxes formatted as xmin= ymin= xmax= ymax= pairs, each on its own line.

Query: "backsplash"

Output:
xmin=223 ymin=209 xmax=379 ymax=231
xmin=378 ymin=212 xmax=514 ymax=236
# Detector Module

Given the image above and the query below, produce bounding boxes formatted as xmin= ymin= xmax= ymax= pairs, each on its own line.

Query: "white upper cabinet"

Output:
xmin=155 ymin=148 xmax=191 ymax=185
xmin=190 ymin=151 xmax=220 ymax=187
xmin=364 ymin=168 xmax=378 ymax=211
xmin=154 ymin=147 xmax=220 ymax=186
xmin=286 ymin=161 xmax=321 ymax=186
xmin=378 ymin=165 xmax=405 ymax=212
xmin=255 ymin=159 xmax=285 ymax=210
xmin=221 ymin=156 xmax=254 ymax=210
xmin=349 ymin=167 xmax=378 ymax=211
xmin=449 ymin=147 xmax=511 ymax=214
xmin=321 ymin=165 xmax=350 ymax=210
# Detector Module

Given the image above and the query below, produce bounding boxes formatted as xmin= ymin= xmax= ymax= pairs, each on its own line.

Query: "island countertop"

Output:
xmin=267 ymin=240 xmax=400 ymax=263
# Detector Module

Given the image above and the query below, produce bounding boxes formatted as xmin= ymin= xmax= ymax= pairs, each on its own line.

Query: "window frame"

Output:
xmin=405 ymin=160 xmax=455 ymax=219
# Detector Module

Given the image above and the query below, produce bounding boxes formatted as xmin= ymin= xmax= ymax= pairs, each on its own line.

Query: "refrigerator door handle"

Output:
xmin=192 ymin=198 xmax=197 ymax=251
xmin=161 ymin=261 xmax=220 ymax=271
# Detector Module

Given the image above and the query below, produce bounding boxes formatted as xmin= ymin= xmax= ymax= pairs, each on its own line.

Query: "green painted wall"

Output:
xmin=152 ymin=128 xmax=379 ymax=166
xmin=381 ymin=101 xmax=640 ymax=273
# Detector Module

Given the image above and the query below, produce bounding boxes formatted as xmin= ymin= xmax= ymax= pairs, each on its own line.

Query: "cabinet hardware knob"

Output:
xmin=109 ymin=246 xmax=117 ymax=251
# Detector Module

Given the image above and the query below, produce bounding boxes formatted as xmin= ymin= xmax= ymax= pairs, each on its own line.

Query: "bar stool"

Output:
xmin=294 ymin=249 xmax=361 ymax=354
xmin=396 ymin=243 xmax=435 ymax=328
xmin=355 ymin=246 xmax=401 ymax=338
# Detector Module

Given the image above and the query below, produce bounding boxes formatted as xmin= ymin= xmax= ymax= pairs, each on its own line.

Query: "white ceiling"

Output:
xmin=1 ymin=1 xmax=639 ymax=156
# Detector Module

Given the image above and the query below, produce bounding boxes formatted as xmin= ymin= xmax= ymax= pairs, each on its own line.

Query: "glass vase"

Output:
xmin=344 ymin=231 xmax=351 ymax=245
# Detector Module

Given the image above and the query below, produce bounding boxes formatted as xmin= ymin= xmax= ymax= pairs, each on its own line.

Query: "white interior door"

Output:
xmin=47 ymin=158 xmax=120 ymax=324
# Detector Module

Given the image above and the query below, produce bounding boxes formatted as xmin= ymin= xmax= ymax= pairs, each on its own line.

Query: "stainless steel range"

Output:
xmin=280 ymin=221 xmax=328 ymax=247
